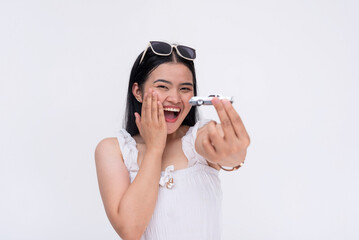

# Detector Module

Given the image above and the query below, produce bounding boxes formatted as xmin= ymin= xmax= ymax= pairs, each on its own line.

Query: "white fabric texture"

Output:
xmin=116 ymin=119 xmax=223 ymax=240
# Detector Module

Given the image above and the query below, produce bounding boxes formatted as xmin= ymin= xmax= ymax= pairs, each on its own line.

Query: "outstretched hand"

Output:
xmin=200 ymin=97 xmax=250 ymax=167
xmin=134 ymin=89 xmax=167 ymax=151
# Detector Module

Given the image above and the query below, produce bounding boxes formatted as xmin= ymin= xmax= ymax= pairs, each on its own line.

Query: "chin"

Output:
xmin=166 ymin=124 xmax=179 ymax=135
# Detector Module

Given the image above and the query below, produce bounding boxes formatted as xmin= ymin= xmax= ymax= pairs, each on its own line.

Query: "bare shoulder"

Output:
xmin=94 ymin=137 xmax=128 ymax=182
xmin=94 ymin=137 xmax=128 ymax=184
xmin=95 ymin=137 xmax=123 ymax=163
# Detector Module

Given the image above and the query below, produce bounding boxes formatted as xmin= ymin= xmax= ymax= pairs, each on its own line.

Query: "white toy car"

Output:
xmin=189 ymin=94 xmax=234 ymax=106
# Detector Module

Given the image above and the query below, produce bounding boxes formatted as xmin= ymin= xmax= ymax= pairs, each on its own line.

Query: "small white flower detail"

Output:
xmin=159 ymin=165 xmax=175 ymax=189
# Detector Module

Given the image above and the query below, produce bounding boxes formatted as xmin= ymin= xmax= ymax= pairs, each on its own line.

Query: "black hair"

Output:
xmin=123 ymin=46 xmax=199 ymax=136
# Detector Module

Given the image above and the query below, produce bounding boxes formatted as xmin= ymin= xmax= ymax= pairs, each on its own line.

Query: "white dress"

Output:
xmin=116 ymin=119 xmax=223 ymax=240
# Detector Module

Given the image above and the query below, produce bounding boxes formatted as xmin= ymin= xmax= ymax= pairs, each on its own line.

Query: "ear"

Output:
xmin=132 ymin=82 xmax=143 ymax=103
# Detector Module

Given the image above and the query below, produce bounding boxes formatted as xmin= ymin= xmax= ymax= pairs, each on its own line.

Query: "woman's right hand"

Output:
xmin=134 ymin=89 xmax=167 ymax=152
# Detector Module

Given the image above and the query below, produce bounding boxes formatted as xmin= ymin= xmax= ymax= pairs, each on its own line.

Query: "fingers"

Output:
xmin=207 ymin=121 xmax=222 ymax=150
xmin=143 ymin=90 xmax=152 ymax=122
xmin=157 ymin=100 xmax=165 ymax=124
xmin=221 ymin=99 xmax=249 ymax=140
xmin=212 ymin=97 xmax=236 ymax=140
xmin=140 ymin=88 xmax=163 ymax=125
xmin=202 ymin=133 xmax=217 ymax=161
xmin=151 ymin=91 xmax=158 ymax=124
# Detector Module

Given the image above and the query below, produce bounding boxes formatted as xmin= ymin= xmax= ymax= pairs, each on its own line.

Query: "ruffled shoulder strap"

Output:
xmin=182 ymin=119 xmax=213 ymax=167
xmin=116 ymin=129 xmax=139 ymax=172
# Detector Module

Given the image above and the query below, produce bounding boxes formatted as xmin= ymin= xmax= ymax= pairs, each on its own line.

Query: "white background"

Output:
xmin=1 ymin=0 xmax=358 ymax=239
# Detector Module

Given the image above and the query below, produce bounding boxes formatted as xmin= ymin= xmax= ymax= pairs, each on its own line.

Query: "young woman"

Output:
xmin=95 ymin=41 xmax=250 ymax=240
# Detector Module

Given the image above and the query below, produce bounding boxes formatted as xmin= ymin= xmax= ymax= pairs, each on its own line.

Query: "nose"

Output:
xmin=165 ymin=90 xmax=181 ymax=104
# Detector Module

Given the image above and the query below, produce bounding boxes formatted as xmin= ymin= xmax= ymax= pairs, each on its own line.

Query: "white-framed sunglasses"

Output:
xmin=139 ymin=41 xmax=196 ymax=65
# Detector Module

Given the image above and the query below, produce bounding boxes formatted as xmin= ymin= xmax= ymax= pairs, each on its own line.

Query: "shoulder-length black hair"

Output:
xmin=123 ymin=46 xmax=199 ymax=136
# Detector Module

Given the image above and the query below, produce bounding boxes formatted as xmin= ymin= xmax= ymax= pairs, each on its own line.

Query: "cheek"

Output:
xmin=183 ymin=93 xmax=194 ymax=104
xmin=152 ymin=90 xmax=166 ymax=102
xmin=182 ymin=96 xmax=193 ymax=112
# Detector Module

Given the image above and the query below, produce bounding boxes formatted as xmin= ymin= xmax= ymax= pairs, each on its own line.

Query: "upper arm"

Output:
xmin=94 ymin=137 xmax=131 ymax=225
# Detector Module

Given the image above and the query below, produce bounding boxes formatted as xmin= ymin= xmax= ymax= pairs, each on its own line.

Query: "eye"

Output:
xmin=180 ymin=87 xmax=192 ymax=91
xmin=156 ymin=85 xmax=168 ymax=89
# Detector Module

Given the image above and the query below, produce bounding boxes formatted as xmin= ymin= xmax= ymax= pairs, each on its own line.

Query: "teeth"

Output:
xmin=163 ymin=107 xmax=180 ymax=112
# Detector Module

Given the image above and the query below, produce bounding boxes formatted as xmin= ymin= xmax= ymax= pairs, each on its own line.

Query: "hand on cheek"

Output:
xmin=135 ymin=88 xmax=167 ymax=150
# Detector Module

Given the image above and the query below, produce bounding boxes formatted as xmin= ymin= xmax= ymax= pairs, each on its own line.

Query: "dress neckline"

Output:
xmin=128 ymin=125 xmax=195 ymax=173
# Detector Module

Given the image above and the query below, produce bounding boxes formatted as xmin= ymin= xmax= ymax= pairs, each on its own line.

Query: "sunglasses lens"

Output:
xmin=150 ymin=41 xmax=172 ymax=55
xmin=177 ymin=45 xmax=196 ymax=60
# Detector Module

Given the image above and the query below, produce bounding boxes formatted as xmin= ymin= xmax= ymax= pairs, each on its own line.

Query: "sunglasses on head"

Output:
xmin=139 ymin=41 xmax=196 ymax=65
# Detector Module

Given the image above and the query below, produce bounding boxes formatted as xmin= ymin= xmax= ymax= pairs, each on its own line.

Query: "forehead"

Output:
xmin=146 ymin=63 xmax=193 ymax=84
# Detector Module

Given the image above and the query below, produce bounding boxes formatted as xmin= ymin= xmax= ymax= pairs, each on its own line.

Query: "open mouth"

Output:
xmin=163 ymin=107 xmax=181 ymax=123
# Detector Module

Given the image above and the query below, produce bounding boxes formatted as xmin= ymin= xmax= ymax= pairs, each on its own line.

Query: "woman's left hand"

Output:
xmin=197 ymin=97 xmax=250 ymax=168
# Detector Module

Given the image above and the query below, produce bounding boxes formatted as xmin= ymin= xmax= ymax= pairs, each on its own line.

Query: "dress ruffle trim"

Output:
xmin=181 ymin=119 xmax=212 ymax=167
xmin=117 ymin=129 xmax=139 ymax=172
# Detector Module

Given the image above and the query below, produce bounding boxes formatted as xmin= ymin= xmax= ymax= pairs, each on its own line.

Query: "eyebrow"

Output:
xmin=153 ymin=79 xmax=193 ymax=86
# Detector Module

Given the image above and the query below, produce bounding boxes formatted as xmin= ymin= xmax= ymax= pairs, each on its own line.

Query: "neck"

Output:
xmin=166 ymin=125 xmax=189 ymax=142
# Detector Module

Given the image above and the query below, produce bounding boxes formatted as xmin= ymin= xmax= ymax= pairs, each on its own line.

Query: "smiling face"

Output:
xmin=132 ymin=62 xmax=194 ymax=135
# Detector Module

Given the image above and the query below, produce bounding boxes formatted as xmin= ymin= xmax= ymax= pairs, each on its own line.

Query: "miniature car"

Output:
xmin=189 ymin=94 xmax=234 ymax=106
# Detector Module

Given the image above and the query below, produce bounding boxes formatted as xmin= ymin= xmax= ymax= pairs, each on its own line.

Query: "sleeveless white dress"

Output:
xmin=116 ymin=119 xmax=223 ymax=240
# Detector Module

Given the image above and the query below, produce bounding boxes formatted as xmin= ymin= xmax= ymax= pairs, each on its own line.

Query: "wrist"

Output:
xmin=217 ymin=162 xmax=244 ymax=171
xmin=145 ymin=147 xmax=164 ymax=156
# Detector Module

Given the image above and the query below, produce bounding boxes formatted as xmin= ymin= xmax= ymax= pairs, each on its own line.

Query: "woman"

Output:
xmin=95 ymin=41 xmax=250 ymax=240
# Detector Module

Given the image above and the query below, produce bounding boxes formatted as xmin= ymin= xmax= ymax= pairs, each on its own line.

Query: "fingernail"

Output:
xmin=223 ymin=99 xmax=229 ymax=105
xmin=212 ymin=98 xmax=219 ymax=104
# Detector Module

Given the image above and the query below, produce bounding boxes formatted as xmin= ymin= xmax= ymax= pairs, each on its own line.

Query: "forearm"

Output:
xmin=115 ymin=149 xmax=163 ymax=239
